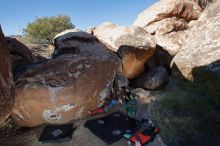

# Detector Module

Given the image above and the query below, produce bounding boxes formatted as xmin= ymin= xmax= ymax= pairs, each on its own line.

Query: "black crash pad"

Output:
xmin=84 ymin=111 xmax=141 ymax=145
xmin=39 ymin=123 xmax=76 ymax=143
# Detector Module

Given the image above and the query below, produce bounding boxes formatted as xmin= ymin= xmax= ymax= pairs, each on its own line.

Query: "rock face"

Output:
xmin=145 ymin=17 xmax=189 ymax=35
xmin=172 ymin=0 xmax=220 ymax=79
xmin=146 ymin=45 xmax=173 ymax=73
xmin=113 ymin=72 xmax=129 ymax=98
xmin=132 ymin=88 xmax=151 ymax=103
xmin=5 ymin=37 xmax=34 ymax=79
xmin=11 ymin=29 xmax=120 ymax=127
xmin=0 ymin=26 xmax=14 ymax=125
xmin=53 ymin=29 xmax=118 ymax=58
xmin=7 ymin=36 xmax=54 ymax=64
xmin=154 ymin=31 xmax=188 ymax=56
xmin=93 ymin=22 xmax=156 ymax=79
xmin=133 ymin=0 xmax=201 ymax=56
xmin=193 ymin=0 xmax=213 ymax=9
xmin=27 ymin=43 xmax=54 ymax=62
xmin=133 ymin=66 xmax=169 ymax=90
xmin=5 ymin=37 xmax=33 ymax=63
xmin=113 ymin=72 xmax=129 ymax=89
xmin=133 ymin=0 xmax=201 ymax=28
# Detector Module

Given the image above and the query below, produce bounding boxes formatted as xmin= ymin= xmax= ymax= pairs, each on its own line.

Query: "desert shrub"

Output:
xmin=23 ymin=15 xmax=74 ymax=44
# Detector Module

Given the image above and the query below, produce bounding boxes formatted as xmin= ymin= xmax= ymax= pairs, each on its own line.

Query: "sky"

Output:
xmin=0 ymin=0 xmax=157 ymax=36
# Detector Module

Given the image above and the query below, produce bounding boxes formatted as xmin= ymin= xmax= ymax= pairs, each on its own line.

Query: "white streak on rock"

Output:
xmin=48 ymin=87 xmax=62 ymax=103
xmin=42 ymin=103 xmax=75 ymax=123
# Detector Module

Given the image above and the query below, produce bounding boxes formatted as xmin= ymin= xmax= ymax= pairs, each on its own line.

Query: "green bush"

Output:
xmin=23 ymin=15 xmax=74 ymax=44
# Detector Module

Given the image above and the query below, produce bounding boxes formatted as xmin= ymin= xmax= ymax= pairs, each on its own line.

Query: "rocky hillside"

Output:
xmin=0 ymin=0 xmax=219 ymax=145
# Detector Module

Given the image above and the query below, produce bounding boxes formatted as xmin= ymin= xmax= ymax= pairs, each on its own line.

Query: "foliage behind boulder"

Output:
xmin=23 ymin=15 xmax=75 ymax=44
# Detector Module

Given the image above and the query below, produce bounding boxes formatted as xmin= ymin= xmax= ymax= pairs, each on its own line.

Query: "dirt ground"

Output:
xmin=0 ymin=98 xmax=166 ymax=146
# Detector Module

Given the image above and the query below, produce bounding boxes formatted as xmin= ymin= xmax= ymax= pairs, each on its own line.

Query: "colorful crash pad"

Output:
xmin=84 ymin=111 xmax=141 ymax=144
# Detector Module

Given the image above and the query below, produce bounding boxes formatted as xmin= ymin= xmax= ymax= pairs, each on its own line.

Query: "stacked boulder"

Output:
xmin=92 ymin=22 xmax=156 ymax=79
xmin=172 ymin=0 xmax=220 ymax=79
xmin=132 ymin=0 xmax=219 ymax=81
xmin=10 ymin=26 xmax=158 ymax=127
xmin=1 ymin=0 xmax=218 ymax=128
xmin=133 ymin=0 xmax=202 ymax=56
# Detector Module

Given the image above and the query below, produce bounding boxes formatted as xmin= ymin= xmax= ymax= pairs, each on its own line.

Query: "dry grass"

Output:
xmin=149 ymin=71 xmax=220 ymax=146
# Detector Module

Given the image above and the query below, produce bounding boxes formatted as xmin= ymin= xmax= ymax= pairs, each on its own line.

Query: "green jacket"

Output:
xmin=125 ymin=97 xmax=137 ymax=118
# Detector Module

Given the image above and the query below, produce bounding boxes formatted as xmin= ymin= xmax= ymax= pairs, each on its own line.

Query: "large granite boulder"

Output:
xmin=27 ymin=43 xmax=54 ymax=61
xmin=93 ymin=22 xmax=156 ymax=79
xmin=172 ymin=0 xmax=220 ymax=79
xmin=0 ymin=26 xmax=14 ymax=125
xmin=11 ymin=29 xmax=120 ymax=127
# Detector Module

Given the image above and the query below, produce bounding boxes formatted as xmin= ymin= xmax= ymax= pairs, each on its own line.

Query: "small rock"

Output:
xmin=133 ymin=66 xmax=169 ymax=90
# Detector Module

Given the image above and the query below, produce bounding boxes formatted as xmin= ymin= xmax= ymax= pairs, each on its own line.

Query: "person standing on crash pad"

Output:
xmin=121 ymin=86 xmax=137 ymax=118
xmin=121 ymin=86 xmax=137 ymax=131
